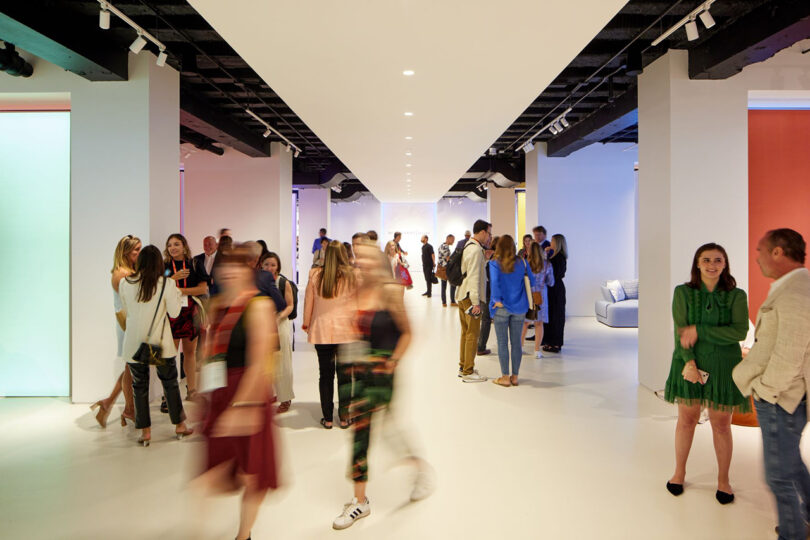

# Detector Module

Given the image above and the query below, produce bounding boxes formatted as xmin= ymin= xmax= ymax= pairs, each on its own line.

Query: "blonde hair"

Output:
xmin=528 ymin=242 xmax=545 ymax=273
xmin=112 ymin=235 xmax=142 ymax=274
xmin=384 ymin=240 xmax=398 ymax=258
xmin=164 ymin=233 xmax=192 ymax=262
xmin=318 ymin=240 xmax=356 ymax=299
xmin=494 ymin=234 xmax=517 ymax=273
xmin=551 ymin=234 xmax=568 ymax=259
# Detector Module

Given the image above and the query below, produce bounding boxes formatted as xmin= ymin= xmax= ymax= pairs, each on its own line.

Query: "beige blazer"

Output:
xmin=303 ymin=267 xmax=358 ymax=344
xmin=732 ymin=268 xmax=810 ymax=417
xmin=456 ymin=238 xmax=486 ymax=306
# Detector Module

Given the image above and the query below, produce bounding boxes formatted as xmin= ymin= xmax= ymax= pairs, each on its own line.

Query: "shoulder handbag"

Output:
xmin=523 ymin=261 xmax=537 ymax=320
xmin=435 ymin=265 xmax=447 ymax=280
xmin=132 ymin=277 xmax=168 ymax=367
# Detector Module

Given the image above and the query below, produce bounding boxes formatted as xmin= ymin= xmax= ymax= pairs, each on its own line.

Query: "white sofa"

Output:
xmin=595 ymin=279 xmax=638 ymax=328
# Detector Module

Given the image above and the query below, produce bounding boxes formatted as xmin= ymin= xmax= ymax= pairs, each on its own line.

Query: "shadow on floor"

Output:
xmin=275 ymin=401 xmax=323 ymax=430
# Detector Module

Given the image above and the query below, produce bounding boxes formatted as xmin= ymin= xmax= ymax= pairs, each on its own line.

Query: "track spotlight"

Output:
xmin=294 ymin=150 xmax=300 ymax=158
xmin=698 ymin=9 xmax=715 ymax=29
xmin=553 ymin=121 xmax=563 ymax=132
xmin=129 ymin=33 xmax=147 ymax=54
xmin=560 ymin=117 xmax=570 ymax=128
xmin=549 ymin=125 xmax=559 ymax=135
xmin=99 ymin=8 xmax=111 ymax=29
xmin=285 ymin=145 xmax=291 ymax=153
xmin=522 ymin=141 xmax=534 ymax=154
xmin=488 ymin=147 xmax=497 ymax=156
xmin=684 ymin=17 xmax=699 ymax=41
xmin=263 ymin=128 xmax=271 ymax=138
xmin=156 ymin=49 xmax=168 ymax=67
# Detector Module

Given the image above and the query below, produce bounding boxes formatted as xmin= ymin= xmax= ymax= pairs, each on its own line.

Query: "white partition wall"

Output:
xmin=436 ymin=197 xmax=487 ymax=240
xmin=0 ymin=51 xmax=180 ymax=401
xmin=637 ymin=44 xmax=810 ymax=390
xmin=487 ymin=187 xmax=517 ymax=239
xmin=329 ymin=193 xmax=383 ymax=244
xmin=296 ymin=187 xmax=330 ymax=285
xmin=534 ymin=142 xmax=638 ymax=317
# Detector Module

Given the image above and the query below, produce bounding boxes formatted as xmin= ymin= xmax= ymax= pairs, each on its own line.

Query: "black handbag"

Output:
xmin=132 ymin=277 xmax=168 ymax=366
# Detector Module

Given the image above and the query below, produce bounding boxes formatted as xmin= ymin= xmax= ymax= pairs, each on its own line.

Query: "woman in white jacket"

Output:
xmin=120 ymin=245 xmax=193 ymax=446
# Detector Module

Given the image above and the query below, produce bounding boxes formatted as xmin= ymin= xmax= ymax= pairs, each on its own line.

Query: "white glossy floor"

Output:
xmin=1 ymin=290 xmax=803 ymax=540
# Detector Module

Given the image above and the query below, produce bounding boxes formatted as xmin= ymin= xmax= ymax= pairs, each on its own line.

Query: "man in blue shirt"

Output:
xmin=312 ymin=228 xmax=329 ymax=254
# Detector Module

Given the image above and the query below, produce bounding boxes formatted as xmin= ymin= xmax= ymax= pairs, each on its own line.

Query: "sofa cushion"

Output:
xmin=605 ymin=280 xmax=626 ymax=302
xmin=621 ymin=279 xmax=639 ymax=300
xmin=595 ymin=300 xmax=610 ymax=318
xmin=606 ymin=299 xmax=638 ymax=327
xmin=600 ymin=286 xmax=615 ymax=303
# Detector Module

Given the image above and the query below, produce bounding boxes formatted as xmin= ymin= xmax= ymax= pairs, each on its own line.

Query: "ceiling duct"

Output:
xmin=321 ymin=172 xmax=356 ymax=189
xmin=490 ymin=171 xmax=519 ymax=188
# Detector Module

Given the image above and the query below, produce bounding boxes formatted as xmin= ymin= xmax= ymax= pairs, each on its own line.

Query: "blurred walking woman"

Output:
xmin=542 ymin=234 xmax=567 ymax=353
xmin=664 ymin=243 xmax=749 ymax=504
xmin=260 ymin=252 xmax=295 ymax=413
xmin=197 ymin=248 xmax=278 ymax=540
xmin=303 ymin=240 xmax=358 ymax=429
xmin=332 ymin=241 xmax=433 ymax=530
xmin=91 ymin=235 xmax=141 ymax=427
xmin=165 ymin=234 xmax=209 ymax=400
xmin=120 ymin=246 xmax=193 ymax=446
xmin=488 ymin=235 xmax=530 ymax=387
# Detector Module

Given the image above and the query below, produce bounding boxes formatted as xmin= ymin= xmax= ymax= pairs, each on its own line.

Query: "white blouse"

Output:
xmin=119 ymin=276 xmax=183 ymax=361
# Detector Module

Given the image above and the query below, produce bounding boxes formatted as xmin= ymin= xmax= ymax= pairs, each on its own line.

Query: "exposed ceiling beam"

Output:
xmin=689 ymin=0 xmax=810 ymax=80
xmin=180 ymin=87 xmax=270 ymax=158
xmin=547 ymin=86 xmax=638 ymax=158
xmin=0 ymin=1 xmax=127 ymax=81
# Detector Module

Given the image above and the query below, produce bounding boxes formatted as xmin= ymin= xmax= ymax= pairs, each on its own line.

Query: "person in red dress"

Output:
xmin=194 ymin=246 xmax=278 ymax=540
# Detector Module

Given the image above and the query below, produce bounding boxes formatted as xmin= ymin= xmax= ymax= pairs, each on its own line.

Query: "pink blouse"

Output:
xmin=303 ymin=267 xmax=358 ymax=344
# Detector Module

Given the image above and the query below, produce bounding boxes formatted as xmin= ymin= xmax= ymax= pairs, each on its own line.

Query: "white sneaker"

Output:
xmin=535 ymin=351 xmax=543 ymax=359
xmin=410 ymin=463 xmax=437 ymax=502
xmin=332 ymin=497 xmax=370 ymax=530
xmin=462 ymin=370 xmax=487 ymax=383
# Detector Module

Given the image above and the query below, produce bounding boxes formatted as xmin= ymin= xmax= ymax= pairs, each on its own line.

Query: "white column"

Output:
xmin=296 ymin=187 xmax=331 ymax=285
xmin=524 ymin=144 xmax=539 ymax=233
xmin=637 ymin=50 xmax=750 ymax=390
xmin=487 ymin=186 xmax=515 ymax=238
xmin=269 ymin=142 xmax=294 ymax=280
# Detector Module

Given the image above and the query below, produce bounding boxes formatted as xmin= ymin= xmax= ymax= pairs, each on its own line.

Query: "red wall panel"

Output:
xmin=748 ymin=110 xmax=810 ymax=317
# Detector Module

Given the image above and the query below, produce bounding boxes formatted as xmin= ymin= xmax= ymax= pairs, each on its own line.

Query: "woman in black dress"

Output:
xmin=542 ymin=234 xmax=567 ymax=353
xmin=164 ymin=233 xmax=209 ymax=400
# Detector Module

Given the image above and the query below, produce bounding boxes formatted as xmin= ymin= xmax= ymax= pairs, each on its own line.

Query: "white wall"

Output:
xmin=329 ymin=193 xmax=383 ymax=244
xmin=637 ymin=42 xmax=810 ymax=389
xmin=183 ymin=146 xmax=291 ymax=259
xmin=296 ymin=187 xmax=330 ymax=284
xmin=0 ymin=51 xmax=180 ymax=402
xmin=537 ymin=142 xmax=638 ymax=316
xmin=436 ymin=197 xmax=487 ymax=241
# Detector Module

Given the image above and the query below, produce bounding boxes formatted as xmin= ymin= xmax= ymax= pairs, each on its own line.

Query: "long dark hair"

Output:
xmin=686 ymin=242 xmax=736 ymax=291
xmin=127 ymin=245 xmax=165 ymax=302
xmin=494 ymin=234 xmax=517 ymax=273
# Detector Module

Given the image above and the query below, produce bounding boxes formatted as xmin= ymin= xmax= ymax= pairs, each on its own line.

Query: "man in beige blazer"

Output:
xmin=733 ymin=229 xmax=810 ymax=539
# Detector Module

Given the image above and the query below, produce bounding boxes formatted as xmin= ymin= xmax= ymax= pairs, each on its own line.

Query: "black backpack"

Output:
xmin=277 ymin=274 xmax=299 ymax=320
xmin=446 ymin=242 xmax=475 ymax=287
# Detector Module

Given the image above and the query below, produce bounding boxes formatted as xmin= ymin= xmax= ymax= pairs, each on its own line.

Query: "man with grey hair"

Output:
xmin=733 ymin=228 xmax=810 ymax=539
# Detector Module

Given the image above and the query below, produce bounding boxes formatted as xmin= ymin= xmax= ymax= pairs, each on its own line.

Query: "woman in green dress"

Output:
xmin=664 ymin=243 xmax=750 ymax=504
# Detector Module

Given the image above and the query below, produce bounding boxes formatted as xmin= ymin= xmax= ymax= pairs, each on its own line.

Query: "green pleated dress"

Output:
xmin=664 ymin=283 xmax=751 ymax=413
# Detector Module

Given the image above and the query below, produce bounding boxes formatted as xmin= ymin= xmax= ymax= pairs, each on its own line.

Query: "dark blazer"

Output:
xmin=193 ymin=253 xmax=212 ymax=285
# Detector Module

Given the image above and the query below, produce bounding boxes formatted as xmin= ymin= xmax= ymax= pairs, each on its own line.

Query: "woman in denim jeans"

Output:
xmin=488 ymin=235 xmax=529 ymax=387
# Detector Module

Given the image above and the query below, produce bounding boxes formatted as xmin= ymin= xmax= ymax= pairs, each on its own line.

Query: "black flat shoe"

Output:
xmin=320 ymin=418 xmax=333 ymax=429
xmin=160 ymin=396 xmax=168 ymax=414
xmin=716 ymin=490 xmax=734 ymax=504
xmin=666 ymin=482 xmax=684 ymax=496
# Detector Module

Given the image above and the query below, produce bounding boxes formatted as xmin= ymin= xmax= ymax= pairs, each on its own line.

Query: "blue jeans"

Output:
xmin=493 ymin=308 xmax=523 ymax=375
xmin=754 ymin=396 xmax=810 ymax=540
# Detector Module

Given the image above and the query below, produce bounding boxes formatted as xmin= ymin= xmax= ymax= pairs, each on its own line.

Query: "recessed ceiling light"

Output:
xmin=406 ymin=164 xmax=412 ymax=167
xmin=405 ymin=136 xmax=413 ymax=140
xmin=403 ymin=70 xmax=415 ymax=76
xmin=406 ymin=172 xmax=411 ymax=175
xmin=404 ymin=112 xmax=414 ymax=117
xmin=405 ymin=152 xmax=412 ymax=156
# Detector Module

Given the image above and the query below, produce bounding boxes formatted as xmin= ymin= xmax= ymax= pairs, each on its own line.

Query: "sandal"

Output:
xmin=492 ymin=376 xmax=511 ymax=387
xmin=320 ymin=418 xmax=333 ymax=429
xmin=277 ymin=401 xmax=291 ymax=413
xmin=510 ymin=375 xmax=519 ymax=386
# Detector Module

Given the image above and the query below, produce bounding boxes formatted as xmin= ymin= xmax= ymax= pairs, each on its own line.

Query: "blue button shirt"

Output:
xmin=489 ymin=258 xmax=530 ymax=314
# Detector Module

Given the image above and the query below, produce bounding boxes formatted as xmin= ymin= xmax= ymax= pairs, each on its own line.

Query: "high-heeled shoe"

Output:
xmin=137 ymin=436 xmax=151 ymax=447
xmin=175 ymin=427 xmax=195 ymax=440
xmin=715 ymin=490 xmax=734 ymax=504
xmin=120 ymin=410 xmax=135 ymax=427
xmin=666 ymin=481 xmax=684 ymax=496
xmin=90 ymin=400 xmax=111 ymax=428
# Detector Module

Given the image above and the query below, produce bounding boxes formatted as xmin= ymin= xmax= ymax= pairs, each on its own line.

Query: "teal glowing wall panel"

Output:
xmin=0 ymin=111 xmax=70 ymax=396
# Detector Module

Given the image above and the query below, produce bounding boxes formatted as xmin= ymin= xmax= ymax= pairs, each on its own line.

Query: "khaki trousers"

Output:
xmin=458 ymin=297 xmax=481 ymax=375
